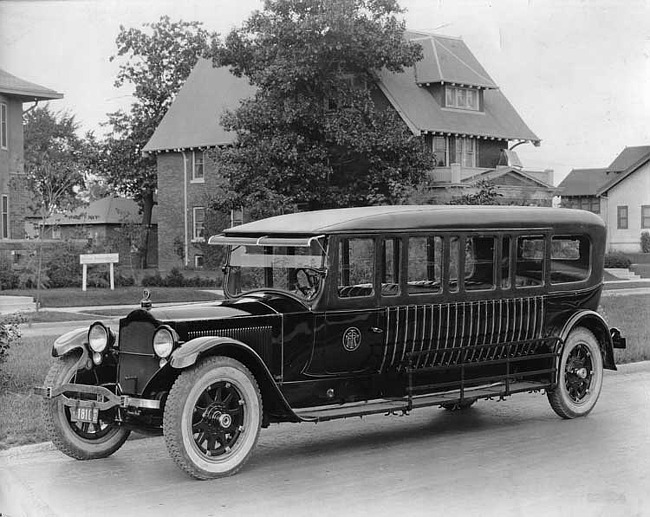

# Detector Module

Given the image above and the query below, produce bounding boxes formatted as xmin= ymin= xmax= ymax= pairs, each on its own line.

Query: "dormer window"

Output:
xmin=445 ymin=86 xmax=480 ymax=111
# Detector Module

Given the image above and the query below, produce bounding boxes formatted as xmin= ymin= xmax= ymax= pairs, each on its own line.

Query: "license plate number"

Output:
xmin=71 ymin=407 xmax=99 ymax=423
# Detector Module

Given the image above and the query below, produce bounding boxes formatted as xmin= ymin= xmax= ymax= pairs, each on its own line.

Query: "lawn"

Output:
xmin=1 ymin=292 xmax=648 ymax=451
xmin=3 ymin=286 xmax=222 ymax=308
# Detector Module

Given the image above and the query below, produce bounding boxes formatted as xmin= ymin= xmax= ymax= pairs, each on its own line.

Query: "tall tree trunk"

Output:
xmin=140 ymin=190 xmax=155 ymax=269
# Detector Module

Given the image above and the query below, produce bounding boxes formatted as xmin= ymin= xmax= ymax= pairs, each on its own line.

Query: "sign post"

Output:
xmin=79 ymin=253 xmax=120 ymax=291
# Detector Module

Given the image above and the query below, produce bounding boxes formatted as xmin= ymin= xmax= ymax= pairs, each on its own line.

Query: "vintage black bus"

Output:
xmin=38 ymin=206 xmax=626 ymax=479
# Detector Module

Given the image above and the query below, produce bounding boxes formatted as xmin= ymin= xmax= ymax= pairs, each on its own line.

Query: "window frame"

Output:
xmin=432 ymin=136 xmax=448 ymax=167
xmin=192 ymin=206 xmax=206 ymax=242
xmin=0 ymin=103 xmax=7 ymax=150
xmin=455 ymin=136 xmax=477 ymax=168
xmin=549 ymin=235 xmax=592 ymax=285
xmin=617 ymin=206 xmax=628 ymax=230
xmin=445 ymin=86 xmax=480 ymax=111
xmin=191 ymin=151 xmax=205 ymax=183
xmin=642 ymin=205 xmax=650 ymax=229
xmin=1 ymin=194 xmax=8 ymax=239
xmin=336 ymin=235 xmax=376 ymax=300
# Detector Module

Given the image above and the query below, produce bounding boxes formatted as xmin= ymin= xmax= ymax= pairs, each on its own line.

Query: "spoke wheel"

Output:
xmin=163 ymin=356 xmax=262 ymax=480
xmin=547 ymin=327 xmax=603 ymax=419
xmin=42 ymin=352 xmax=130 ymax=460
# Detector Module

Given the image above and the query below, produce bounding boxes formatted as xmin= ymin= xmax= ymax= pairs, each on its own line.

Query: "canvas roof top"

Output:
xmin=0 ymin=68 xmax=63 ymax=101
xmin=44 ymin=197 xmax=157 ymax=226
xmin=222 ymin=205 xmax=603 ymax=236
xmin=143 ymin=59 xmax=256 ymax=153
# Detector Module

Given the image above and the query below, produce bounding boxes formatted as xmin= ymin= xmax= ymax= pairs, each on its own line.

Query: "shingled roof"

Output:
xmin=556 ymin=168 xmax=610 ymax=196
xmin=145 ymin=32 xmax=539 ymax=152
xmin=0 ymin=68 xmax=63 ymax=101
xmin=44 ymin=197 xmax=157 ymax=226
xmin=143 ymin=59 xmax=256 ymax=153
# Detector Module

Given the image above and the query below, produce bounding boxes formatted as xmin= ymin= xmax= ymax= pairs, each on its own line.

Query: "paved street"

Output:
xmin=2 ymin=362 xmax=650 ymax=517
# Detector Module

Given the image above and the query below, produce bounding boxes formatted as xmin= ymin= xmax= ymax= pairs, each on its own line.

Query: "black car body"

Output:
xmin=38 ymin=206 xmax=626 ymax=479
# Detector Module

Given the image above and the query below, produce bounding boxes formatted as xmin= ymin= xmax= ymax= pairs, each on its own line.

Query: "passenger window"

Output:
xmin=516 ymin=236 xmax=545 ymax=287
xmin=338 ymin=238 xmax=375 ymax=297
xmin=501 ymin=236 xmax=512 ymax=289
xmin=448 ymin=237 xmax=460 ymax=293
xmin=408 ymin=236 xmax=441 ymax=294
xmin=465 ymin=236 xmax=495 ymax=291
xmin=551 ymin=236 xmax=590 ymax=283
xmin=382 ymin=238 xmax=401 ymax=296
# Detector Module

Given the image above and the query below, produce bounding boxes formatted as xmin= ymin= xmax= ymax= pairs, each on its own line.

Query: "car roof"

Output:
xmin=224 ymin=205 xmax=605 ymax=235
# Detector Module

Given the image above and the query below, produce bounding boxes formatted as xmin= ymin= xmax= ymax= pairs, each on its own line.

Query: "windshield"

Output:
xmin=225 ymin=240 xmax=327 ymax=301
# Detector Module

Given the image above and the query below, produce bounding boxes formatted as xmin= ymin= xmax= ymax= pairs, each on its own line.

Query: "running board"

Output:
xmin=294 ymin=380 xmax=549 ymax=422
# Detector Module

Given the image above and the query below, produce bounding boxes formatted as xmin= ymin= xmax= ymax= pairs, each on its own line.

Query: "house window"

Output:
xmin=642 ymin=206 xmax=650 ymax=229
xmin=52 ymin=227 xmax=61 ymax=239
xmin=1 ymin=195 xmax=8 ymax=239
xmin=192 ymin=207 xmax=205 ymax=241
xmin=191 ymin=151 xmax=205 ymax=182
xmin=617 ymin=206 xmax=628 ymax=230
xmin=0 ymin=103 xmax=7 ymax=149
xmin=433 ymin=136 xmax=448 ymax=167
xmin=562 ymin=196 xmax=600 ymax=214
xmin=455 ymin=137 xmax=477 ymax=168
xmin=445 ymin=86 xmax=480 ymax=111
xmin=194 ymin=255 xmax=204 ymax=269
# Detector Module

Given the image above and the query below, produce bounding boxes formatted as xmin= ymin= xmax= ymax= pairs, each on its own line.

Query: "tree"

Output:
xmin=448 ymin=179 xmax=502 ymax=205
xmin=211 ymin=0 xmax=434 ymax=213
xmin=101 ymin=16 xmax=217 ymax=267
xmin=23 ymin=105 xmax=92 ymax=302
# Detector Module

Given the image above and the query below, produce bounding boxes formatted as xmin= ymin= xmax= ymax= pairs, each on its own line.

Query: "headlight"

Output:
xmin=88 ymin=322 xmax=110 ymax=353
xmin=153 ymin=326 xmax=175 ymax=358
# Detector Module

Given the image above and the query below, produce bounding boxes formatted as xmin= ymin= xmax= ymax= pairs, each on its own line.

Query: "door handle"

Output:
xmin=370 ymin=327 xmax=384 ymax=334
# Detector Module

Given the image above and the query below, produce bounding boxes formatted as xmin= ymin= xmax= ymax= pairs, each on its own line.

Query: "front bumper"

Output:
xmin=34 ymin=383 xmax=161 ymax=411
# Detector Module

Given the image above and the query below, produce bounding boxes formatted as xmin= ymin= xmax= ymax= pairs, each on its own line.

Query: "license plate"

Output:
xmin=71 ymin=406 xmax=99 ymax=424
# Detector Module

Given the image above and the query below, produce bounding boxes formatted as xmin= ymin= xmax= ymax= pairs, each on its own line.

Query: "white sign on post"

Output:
xmin=79 ymin=253 xmax=119 ymax=291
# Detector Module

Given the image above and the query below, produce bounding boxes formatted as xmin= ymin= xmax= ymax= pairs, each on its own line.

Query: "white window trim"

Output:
xmin=445 ymin=86 xmax=480 ymax=111
xmin=192 ymin=206 xmax=205 ymax=242
xmin=432 ymin=136 xmax=449 ymax=167
xmin=190 ymin=150 xmax=205 ymax=183
xmin=0 ymin=103 xmax=7 ymax=150
xmin=194 ymin=254 xmax=204 ymax=268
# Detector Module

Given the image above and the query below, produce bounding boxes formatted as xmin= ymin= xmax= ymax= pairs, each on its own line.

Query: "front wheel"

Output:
xmin=547 ymin=327 xmax=603 ymax=419
xmin=42 ymin=353 xmax=131 ymax=460
xmin=163 ymin=356 xmax=262 ymax=480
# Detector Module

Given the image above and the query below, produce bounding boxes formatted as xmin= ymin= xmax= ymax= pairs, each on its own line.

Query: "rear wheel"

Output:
xmin=547 ymin=328 xmax=603 ymax=419
xmin=42 ymin=353 xmax=130 ymax=460
xmin=163 ymin=356 xmax=262 ymax=480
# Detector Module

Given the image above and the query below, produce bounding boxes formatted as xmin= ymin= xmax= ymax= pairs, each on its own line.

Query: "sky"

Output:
xmin=1 ymin=0 xmax=649 ymax=184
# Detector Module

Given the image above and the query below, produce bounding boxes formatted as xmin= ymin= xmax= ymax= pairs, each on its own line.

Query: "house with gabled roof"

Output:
xmin=144 ymin=33 xmax=548 ymax=270
xmin=0 ymin=68 xmax=62 ymax=240
xmin=558 ymin=145 xmax=650 ymax=252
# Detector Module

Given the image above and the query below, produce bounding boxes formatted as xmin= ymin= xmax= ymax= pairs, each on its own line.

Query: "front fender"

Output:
xmin=169 ymin=337 xmax=304 ymax=423
xmin=558 ymin=310 xmax=617 ymax=371
xmin=52 ymin=328 xmax=88 ymax=358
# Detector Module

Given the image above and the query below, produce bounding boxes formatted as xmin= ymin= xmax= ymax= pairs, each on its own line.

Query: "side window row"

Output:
xmin=338 ymin=234 xmax=591 ymax=298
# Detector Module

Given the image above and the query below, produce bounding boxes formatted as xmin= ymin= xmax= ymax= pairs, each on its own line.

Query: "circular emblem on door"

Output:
xmin=342 ymin=327 xmax=362 ymax=352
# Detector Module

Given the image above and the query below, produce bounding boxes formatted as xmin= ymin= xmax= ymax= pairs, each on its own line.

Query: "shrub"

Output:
xmin=142 ymin=272 xmax=165 ymax=287
xmin=604 ymin=252 xmax=632 ymax=269
xmin=46 ymin=242 xmax=83 ymax=288
xmin=0 ymin=313 xmax=25 ymax=374
xmin=641 ymin=231 xmax=650 ymax=253
xmin=0 ymin=257 xmax=19 ymax=290
xmin=164 ymin=268 xmax=185 ymax=287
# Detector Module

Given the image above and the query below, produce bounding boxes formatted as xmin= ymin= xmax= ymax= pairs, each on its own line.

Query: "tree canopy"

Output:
xmin=100 ymin=16 xmax=217 ymax=266
xmin=211 ymin=0 xmax=434 ymax=214
xmin=23 ymin=105 xmax=90 ymax=220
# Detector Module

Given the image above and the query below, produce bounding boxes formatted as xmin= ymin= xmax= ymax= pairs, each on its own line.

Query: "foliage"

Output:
xmin=604 ymin=252 xmax=632 ymax=269
xmin=99 ymin=16 xmax=218 ymax=267
xmin=141 ymin=268 xmax=216 ymax=288
xmin=448 ymin=179 xmax=502 ymax=205
xmin=23 ymin=105 xmax=91 ymax=220
xmin=211 ymin=0 xmax=433 ymax=212
xmin=641 ymin=231 xmax=650 ymax=253
xmin=192 ymin=207 xmax=231 ymax=270
xmin=0 ymin=257 xmax=19 ymax=290
xmin=45 ymin=241 xmax=84 ymax=288
xmin=0 ymin=313 xmax=25 ymax=376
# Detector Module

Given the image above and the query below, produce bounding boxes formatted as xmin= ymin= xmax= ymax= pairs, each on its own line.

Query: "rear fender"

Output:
xmin=170 ymin=336 xmax=302 ymax=423
xmin=558 ymin=310 xmax=617 ymax=371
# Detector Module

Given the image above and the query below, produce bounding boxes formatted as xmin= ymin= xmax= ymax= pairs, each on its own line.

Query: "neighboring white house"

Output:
xmin=558 ymin=146 xmax=650 ymax=252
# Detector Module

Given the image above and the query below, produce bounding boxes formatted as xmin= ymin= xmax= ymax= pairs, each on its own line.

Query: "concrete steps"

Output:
xmin=605 ymin=268 xmax=642 ymax=280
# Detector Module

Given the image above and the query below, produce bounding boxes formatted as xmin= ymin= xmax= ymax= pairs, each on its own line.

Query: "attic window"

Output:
xmin=445 ymin=86 xmax=479 ymax=111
